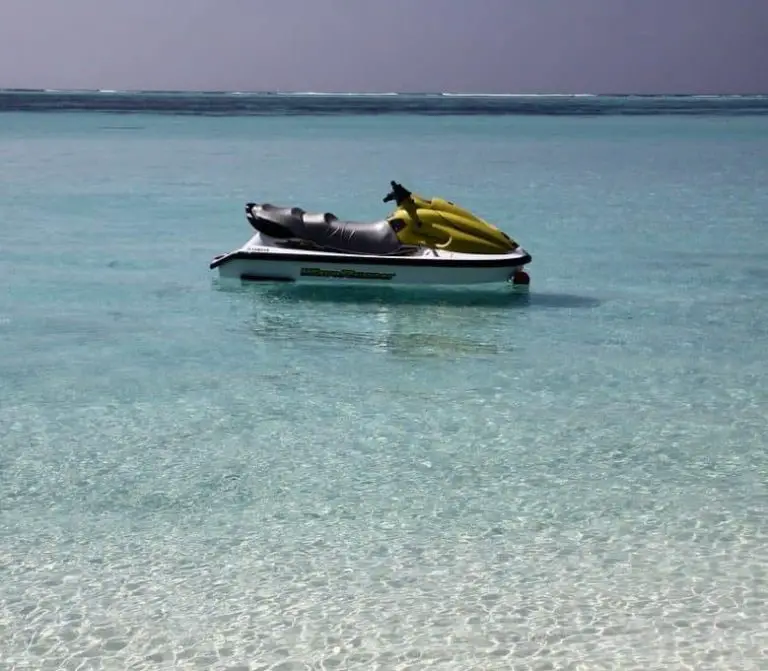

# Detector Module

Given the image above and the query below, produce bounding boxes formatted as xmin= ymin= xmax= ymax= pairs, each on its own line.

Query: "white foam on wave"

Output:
xmin=277 ymin=91 xmax=401 ymax=97
xmin=441 ymin=92 xmax=598 ymax=98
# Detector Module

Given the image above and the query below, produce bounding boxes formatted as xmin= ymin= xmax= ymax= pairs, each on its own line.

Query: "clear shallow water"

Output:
xmin=1 ymin=106 xmax=768 ymax=670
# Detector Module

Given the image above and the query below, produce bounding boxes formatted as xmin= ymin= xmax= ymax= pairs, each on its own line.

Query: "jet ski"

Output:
xmin=210 ymin=181 xmax=532 ymax=287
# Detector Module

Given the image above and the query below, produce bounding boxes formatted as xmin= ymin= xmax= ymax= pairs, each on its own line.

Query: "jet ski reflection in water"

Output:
xmin=210 ymin=181 xmax=532 ymax=288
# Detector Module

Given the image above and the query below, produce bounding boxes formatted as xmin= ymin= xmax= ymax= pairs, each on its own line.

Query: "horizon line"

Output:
xmin=1 ymin=88 xmax=766 ymax=97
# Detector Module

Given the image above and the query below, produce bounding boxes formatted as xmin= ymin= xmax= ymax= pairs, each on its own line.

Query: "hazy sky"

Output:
xmin=1 ymin=0 xmax=766 ymax=93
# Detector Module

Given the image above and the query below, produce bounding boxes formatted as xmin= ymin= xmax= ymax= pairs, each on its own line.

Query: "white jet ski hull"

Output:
xmin=210 ymin=234 xmax=532 ymax=287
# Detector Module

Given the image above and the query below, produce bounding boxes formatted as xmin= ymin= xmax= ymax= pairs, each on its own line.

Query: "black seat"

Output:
xmin=300 ymin=212 xmax=402 ymax=254
xmin=245 ymin=204 xmax=305 ymax=239
xmin=246 ymin=203 xmax=404 ymax=255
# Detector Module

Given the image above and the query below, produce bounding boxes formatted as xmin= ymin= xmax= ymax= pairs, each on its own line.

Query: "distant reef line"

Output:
xmin=1 ymin=89 xmax=766 ymax=116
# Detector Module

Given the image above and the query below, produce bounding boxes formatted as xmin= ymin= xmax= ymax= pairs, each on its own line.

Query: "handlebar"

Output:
xmin=383 ymin=180 xmax=412 ymax=204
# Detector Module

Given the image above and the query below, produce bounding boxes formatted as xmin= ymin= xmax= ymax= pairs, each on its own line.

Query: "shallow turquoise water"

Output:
xmin=1 ymin=109 xmax=768 ymax=670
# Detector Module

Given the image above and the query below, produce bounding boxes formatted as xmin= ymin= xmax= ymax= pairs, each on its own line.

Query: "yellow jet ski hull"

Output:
xmin=388 ymin=194 xmax=519 ymax=255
